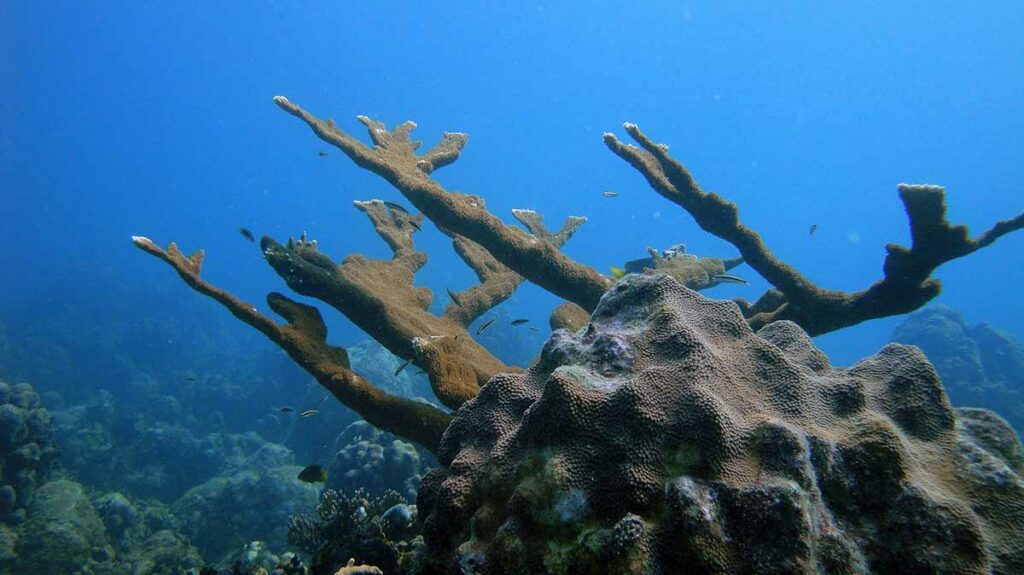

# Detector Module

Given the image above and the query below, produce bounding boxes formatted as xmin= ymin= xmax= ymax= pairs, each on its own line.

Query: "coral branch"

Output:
xmin=549 ymin=302 xmax=589 ymax=333
xmin=260 ymin=200 xmax=512 ymax=409
xmin=131 ymin=236 xmax=452 ymax=453
xmin=274 ymin=96 xmax=614 ymax=312
xmin=441 ymin=209 xmax=587 ymax=327
xmin=605 ymin=125 xmax=1024 ymax=336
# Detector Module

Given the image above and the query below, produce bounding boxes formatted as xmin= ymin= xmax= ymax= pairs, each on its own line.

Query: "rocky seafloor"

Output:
xmin=1 ymin=275 xmax=1023 ymax=573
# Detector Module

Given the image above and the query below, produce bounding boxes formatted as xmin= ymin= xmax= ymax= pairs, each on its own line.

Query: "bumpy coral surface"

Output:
xmin=328 ymin=420 xmax=435 ymax=501
xmin=418 ymin=273 xmax=1024 ymax=574
xmin=0 ymin=380 xmax=59 ymax=525
xmin=891 ymin=305 xmax=1024 ymax=433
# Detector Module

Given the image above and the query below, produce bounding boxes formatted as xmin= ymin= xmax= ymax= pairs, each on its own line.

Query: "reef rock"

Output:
xmin=418 ymin=273 xmax=1024 ymax=574
xmin=13 ymin=479 xmax=113 ymax=574
xmin=327 ymin=420 xmax=434 ymax=501
xmin=172 ymin=462 xmax=320 ymax=565
xmin=892 ymin=305 xmax=1024 ymax=433
xmin=0 ymin=380 xmax=59 ymax=525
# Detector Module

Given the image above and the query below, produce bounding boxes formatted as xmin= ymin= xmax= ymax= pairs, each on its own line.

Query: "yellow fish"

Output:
xmin=610 ymin=267 xmax=626 ymax=279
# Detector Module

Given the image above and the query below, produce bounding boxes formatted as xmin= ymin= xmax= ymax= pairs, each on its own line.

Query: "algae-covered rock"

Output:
xmin=419 ymin=273 xmax=1024 ymax=574
xmin=124 ymin=528 xmax=204 ymax=575
xmin=0 ymin=380 xmax=59 ymax=525
xmin=0 ymin=524 xmax=16 ymax=568
xmin=172 ymin=463 xmax=320 ymax=566
xmin=13 ymin=479 xmax=111 ymax=574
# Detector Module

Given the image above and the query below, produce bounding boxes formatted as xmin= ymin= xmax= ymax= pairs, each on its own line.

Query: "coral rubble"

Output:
xmin=418 ymin=273 xmax=1024 ymax=574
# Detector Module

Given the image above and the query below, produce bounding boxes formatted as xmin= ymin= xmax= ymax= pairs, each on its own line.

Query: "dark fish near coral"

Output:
xmin=299 ymin=409 xmax=319 ymax=418
xmin=809 ymin=224 xmax=818 ymax=236
xmin=408 ymin=220 xmax=422 ymax=232
xmin=297 ymin=464 xmax=328 ymax=483
xmin=395 ymin=357 xmax=412 ymax=376
xmin=384 ymin=201 xmax=410 ymax=214
xmin=602 ymin=191 xmax=619 ymax=198
xmin=714 ymin=274 xmax=748 ymax=285
xmin=511 ymin=319 xmax=529 ymax=326
xmin=447 ymin=287 xmax=463 ymax=307
xmin=239 ymin=227 xmax=255 ymax=242
xmin=476 ymin=318 xmax=496 ymax=334
xmin=318 ymin=151 xmax=328 ymax=157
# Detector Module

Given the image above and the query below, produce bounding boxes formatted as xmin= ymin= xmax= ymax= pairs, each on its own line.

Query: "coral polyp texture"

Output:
xmin=417 ymin=273 xmax=1024 ymax=574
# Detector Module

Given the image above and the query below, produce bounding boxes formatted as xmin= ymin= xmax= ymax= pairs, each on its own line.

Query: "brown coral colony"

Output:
xmin=134 ymin=96 xmax=1023 ymax=456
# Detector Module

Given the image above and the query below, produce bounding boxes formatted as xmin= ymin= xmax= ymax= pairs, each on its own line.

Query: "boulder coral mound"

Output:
xmin=417 ymin=273 xmax=1024 ymax=574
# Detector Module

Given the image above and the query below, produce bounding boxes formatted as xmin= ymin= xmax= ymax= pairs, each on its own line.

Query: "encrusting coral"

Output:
xmin=134 ymin=98 xmax=1023 ymax=462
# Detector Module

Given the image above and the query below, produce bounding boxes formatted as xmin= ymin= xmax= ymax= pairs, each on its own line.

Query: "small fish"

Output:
xmin=610 ymin=267 xmax=626 ymax=279
xmin=185 ymin=375 xmax=197 ymax=382
xmin=297 ymin=464 xmax=328 ymax=483
xmin=277 ymin=406 xmax=294 ymax=413
xmin=414 ymin=369 xmax=427 ymax=375
xmin=318 ymin=151 xmax=328 ymax=157
xmin=395 ymin=357 xmax=413 ymax=376
xmin=299 ymin=409 xmax=319 ymax=418
xmin=408 ymin=220 xmax=422 ymax=232
xmin=384 ymin=201 xmax=410 ymax=214
xmin=315 ymin=394 xmax=329 ymax=407
xmin=714 ymin=274 xmax=749 ymax=285
xmin=511 ymin=319 xmax=529 ymax=326
xmin=447 ymin=287 xmax=463 ymax=307
xmin=809 ymin=224 xmax=818 ymax=236
xmin=602 ymin=191 xmax=619 ymax=198
xmin=530 ymin=327 xmax=541 ymax=332
xmin=476 ymin=318 xmax=496 ymax=334
xmin=239 ymin=227 xmax=255 ymax=242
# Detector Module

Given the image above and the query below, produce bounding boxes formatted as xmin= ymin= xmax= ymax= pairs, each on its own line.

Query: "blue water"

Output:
xmin=2 ymin=2 xmax=1023 ymax=570
xmin=5 ymin=2 xmax=1022 ymax=364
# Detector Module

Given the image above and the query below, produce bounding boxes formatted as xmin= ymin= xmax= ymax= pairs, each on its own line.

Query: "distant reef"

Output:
xmin=892 ymin=305 xmax=1024 ymax=434
xmin=418 ymin=274 xmax=1024 ymax=574
xmin=0 ymin=380 xmax=59 ymax=526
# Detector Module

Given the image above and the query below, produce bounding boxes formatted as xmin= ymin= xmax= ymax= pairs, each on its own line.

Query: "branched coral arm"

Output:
xmin=604 ymin=126 xmax=816 ymax=298
xmin=442 ymin=236 xmax=521 ymax=327
xmin=274 ymin=96 xmax=613 ymax=312
xmin=441 ymin=210 xmax=588 ymax=326
xmin=605 ymin=126 xmax=1024 ymax=336
xmin=131 ymin=236 xmax=452 ymax=453
xmin=260 ymin=199 xmax=513 ymax=408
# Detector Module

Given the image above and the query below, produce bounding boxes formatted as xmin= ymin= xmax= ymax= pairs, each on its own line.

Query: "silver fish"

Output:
xmin=713 ymin=274 xmax=748 ymax=285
